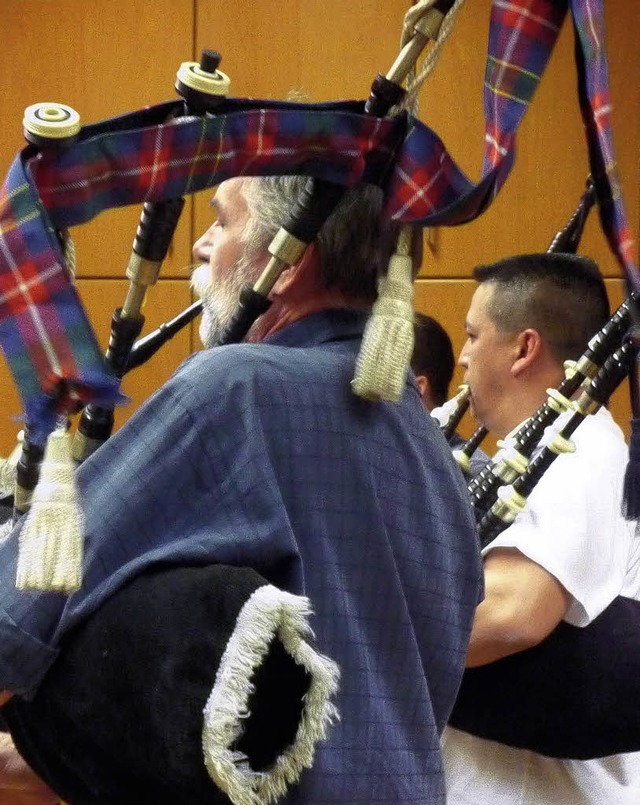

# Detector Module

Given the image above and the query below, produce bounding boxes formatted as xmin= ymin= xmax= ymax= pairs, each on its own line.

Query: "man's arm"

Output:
xmin=466 ymin=547 xmax=571 ymax=667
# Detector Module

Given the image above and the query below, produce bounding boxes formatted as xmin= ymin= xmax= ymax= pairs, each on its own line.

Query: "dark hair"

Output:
xmin=410 ymin=312 xmax=455 ymax=407
xmin=242 ymin=177 xmax=403 ymax=303
xmin=473 ymin=253 xmax=610 ymax=363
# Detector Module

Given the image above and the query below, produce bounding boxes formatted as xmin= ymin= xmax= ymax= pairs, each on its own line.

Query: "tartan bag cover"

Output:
xmin=0 ymin=0 xmax=636 ymax=446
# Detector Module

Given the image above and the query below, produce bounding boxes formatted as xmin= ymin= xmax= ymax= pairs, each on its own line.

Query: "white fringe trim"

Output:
xmin=202 ymin=585 xmax=340 ymax=805
xmin=16 ymin=429 xmax=83 ymax=592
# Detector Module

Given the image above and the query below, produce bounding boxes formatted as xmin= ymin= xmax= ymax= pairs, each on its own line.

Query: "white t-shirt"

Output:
xmin=444 ymin=408 xmax=640 ymax=804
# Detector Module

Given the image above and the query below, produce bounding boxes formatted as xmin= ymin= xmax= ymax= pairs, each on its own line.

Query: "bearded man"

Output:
xmin=0 ymin=177 xmax=482 ymax=804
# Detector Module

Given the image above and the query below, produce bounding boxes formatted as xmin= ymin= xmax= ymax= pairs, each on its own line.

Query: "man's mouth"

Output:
xmin=190 ymin=264 xmax=210 ymax=298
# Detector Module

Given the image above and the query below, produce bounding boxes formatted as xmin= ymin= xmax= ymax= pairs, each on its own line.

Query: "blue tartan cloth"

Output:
xmin=0 ymin=310 xmax=483 ymax=803
xmin=0 ymin=0 xmax=637 ymax=445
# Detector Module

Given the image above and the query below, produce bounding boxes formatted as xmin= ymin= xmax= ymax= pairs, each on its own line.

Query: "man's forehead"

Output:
xmin=213 ymin=177 xmax=250 ymax=209
xmin=468 ymin=282 xmax=493 ymax=318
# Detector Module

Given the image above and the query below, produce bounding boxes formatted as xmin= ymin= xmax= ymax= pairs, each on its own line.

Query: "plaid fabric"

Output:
xmin=570 ymin=0 xmax=638 ymax=291
xmin=29 ymin=100 xmax=404 ymax=227
xmin=0 ymin=158 xmax=124 ymax=444
xmin=0 ymin=0 xmax=636 ymax=444
xmin=385 ymin=0 xmax=568 ymax=224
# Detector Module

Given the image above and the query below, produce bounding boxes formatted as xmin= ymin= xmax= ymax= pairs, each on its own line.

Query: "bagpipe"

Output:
xmin=0 ymin=0 xmax=638 ymax=798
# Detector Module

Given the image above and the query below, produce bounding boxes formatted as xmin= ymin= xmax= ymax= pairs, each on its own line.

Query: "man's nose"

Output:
xmin=458 ymin=341 xmax=469 ymax=367
xmin=192 ymin=229 xmax=211 ymax=263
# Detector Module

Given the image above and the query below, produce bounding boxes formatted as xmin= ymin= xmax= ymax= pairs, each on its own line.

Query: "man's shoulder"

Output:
xmin=178 ymin=342 xmax=290 ymax=383
xmin=571 ymin=408 xmax=627 ymax=462
xmin=173 ymin=339 xmax=350 ymax=406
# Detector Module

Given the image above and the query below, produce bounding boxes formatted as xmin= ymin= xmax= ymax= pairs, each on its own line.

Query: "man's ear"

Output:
xmin=511 ymin=328 xmax=542 ymax=376
xmin=271 ymin=243 xmax=317 ymax=295
xmin=414 ymin=374 xmax=433 ymax=409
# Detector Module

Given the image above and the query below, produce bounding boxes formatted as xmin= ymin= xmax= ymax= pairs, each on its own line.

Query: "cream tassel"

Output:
xmin=351 ymin=226 xmax=415 ymax=402
xmin=16 ymin=428 xmax=83 ymax=592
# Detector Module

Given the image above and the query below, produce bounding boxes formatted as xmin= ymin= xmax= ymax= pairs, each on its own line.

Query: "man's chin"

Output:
xmin=468 ymin=398 xmax=484 ymax=430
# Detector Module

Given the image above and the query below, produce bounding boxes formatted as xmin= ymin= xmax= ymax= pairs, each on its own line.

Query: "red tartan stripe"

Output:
xmin=484 ymin=128 xmax=514 ymax=168
xmin=493 ymin=0 xmax=564 ymax=42
xmin=0 ymin=260 xmax=58 ymax=316
xmin=137 ymin=126 xmax=176 ymax=196
xmin=33 ymin=153 xmax=117 ymax=204
xmin=34 ymin=139 xmax=360 ymax=208
xmin=591 ymin=90 xmax=612 ymax=130
xmin=243 ymin=110 xmax=279 ymax=159
xmin=387 ymin=161 xmax=461 ymax=221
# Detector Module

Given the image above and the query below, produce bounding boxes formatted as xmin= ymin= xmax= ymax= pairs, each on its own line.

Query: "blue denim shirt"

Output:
xmin=0 ymin=309 xmax=482 ymax=803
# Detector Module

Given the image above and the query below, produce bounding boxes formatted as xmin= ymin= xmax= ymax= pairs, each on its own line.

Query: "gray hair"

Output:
xmin=241 ymin=177 xmax=403 ymax=303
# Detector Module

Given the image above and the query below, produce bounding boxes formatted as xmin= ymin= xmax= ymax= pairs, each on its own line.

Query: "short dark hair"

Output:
xmin=242 ymin=177 xmax=403 ymax=303
xmin=473 ymin=253 xmax=610 ymax=363
xmin=410 ymin=312 xmax=455 ymax=407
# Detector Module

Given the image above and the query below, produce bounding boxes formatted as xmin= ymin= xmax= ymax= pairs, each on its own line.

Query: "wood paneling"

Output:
xmin=0 ymin=0 xmax=195 ymax=452
xmin=192 ymin=0 xmax=412 ymax=241
xmin=0 ymin=0 xmax=638 ymax=457
xmin=0 ymin=0 xmax=195 ymax=282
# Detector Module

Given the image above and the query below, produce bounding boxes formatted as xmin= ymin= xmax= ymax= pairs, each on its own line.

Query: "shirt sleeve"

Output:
xmin=0 ymin=528 xmax=67 ymax=696
xmin=484 ymin=413 xmax=635 ymax=626
xmin=74 ymin=351 xmax=302 ymax=618
xmin=0 ymin=349 xmax=301 ymax=697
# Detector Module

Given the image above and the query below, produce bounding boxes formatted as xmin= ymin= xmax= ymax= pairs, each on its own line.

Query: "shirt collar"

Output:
xmin=263 ymin=309 xmax=369 ymax=348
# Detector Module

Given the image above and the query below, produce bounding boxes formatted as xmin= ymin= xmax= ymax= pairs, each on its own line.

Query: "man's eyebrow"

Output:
xmin=209 ymin=196 xmax=219 ymax=210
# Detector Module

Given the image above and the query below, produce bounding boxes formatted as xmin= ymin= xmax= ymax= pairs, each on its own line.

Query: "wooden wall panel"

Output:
xmin=0 ymin=0 xmax=638 ymax=457
xmin=0 ymin=0 xmax=195 ymax=452
xmin=0 ymin=0 xmax=195 ymax=280
xmin=193 ymin=0 xmax=412 ymax=239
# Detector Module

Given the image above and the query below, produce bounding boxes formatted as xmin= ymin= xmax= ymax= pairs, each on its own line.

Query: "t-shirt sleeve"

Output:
xmin=484 ymin=418 xmax=634 ymax=626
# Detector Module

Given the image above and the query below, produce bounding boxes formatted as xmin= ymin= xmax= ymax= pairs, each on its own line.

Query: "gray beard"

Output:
xmin=191 ymin=255 xmax=259 ymax=348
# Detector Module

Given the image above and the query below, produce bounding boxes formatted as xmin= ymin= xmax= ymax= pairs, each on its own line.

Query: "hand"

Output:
xmin=0 ymin=732 xmax=61 ymax=804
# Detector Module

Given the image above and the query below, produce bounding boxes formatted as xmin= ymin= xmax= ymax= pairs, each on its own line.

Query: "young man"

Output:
xmin=0 ymin=177 xmax=482 ymax=803
xmin=444 ymin=252 xmax=640 ymax=804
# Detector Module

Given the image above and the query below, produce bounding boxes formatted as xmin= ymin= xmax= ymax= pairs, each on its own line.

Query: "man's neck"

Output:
xmin=246 ymin=291 xmax=369 ymax=343
xmin=497 ymin=367 xmax=566 ymax=439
